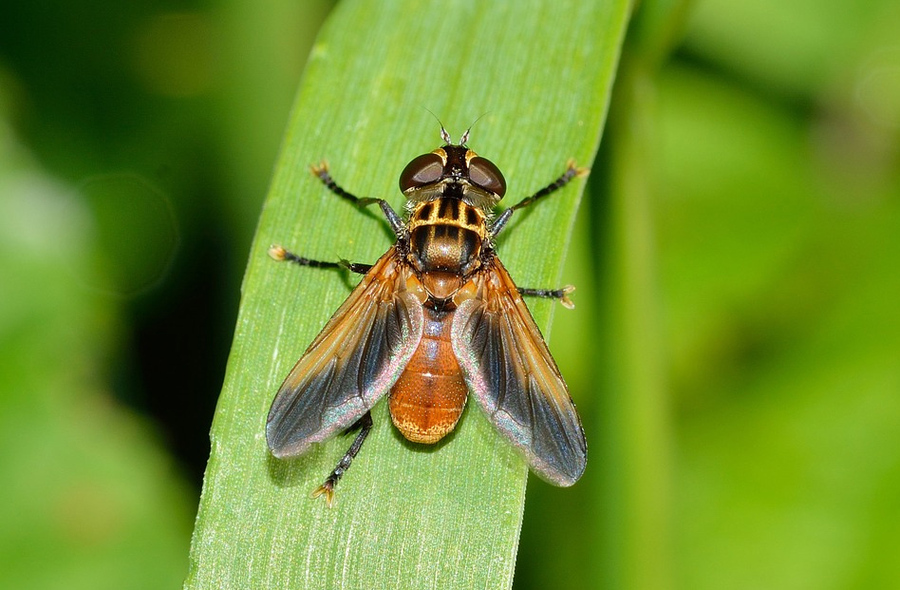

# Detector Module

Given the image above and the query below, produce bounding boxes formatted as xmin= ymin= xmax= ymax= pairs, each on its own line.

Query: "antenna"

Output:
xmin=460 ymin=112 xmax=488 ymax=146
xmin=424 ymin=108 xmax=452 ymax=144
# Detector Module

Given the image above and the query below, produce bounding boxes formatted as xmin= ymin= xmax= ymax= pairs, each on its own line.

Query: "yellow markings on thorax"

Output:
xmin=408 ymin=198 xmax=488 ymax=239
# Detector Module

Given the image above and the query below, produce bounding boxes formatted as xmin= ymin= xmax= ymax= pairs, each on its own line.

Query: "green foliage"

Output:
xmin=0 ymin=107 xmax=192 ymax=590
xmin=3 ymin=0 xmax=899 ymax=588
xmin=186 ymin=1 xmax=628 ymax=588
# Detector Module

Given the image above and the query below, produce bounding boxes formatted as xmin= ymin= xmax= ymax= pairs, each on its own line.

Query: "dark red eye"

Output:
xmin=468 ymin=156 xmax=506 ymax=197
xmin=399 ymin=153 xmax=444 ymax=192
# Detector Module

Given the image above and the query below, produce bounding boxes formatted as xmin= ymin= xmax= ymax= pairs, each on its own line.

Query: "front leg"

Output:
xmin=490 ymin=160 xmax=589 ymax=237
xmin=311 ymin=162 xmax=406 ymax=238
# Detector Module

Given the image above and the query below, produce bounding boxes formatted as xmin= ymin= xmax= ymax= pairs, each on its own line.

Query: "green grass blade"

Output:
xmin=186 ymin=1 xmax=629 ymax=588
xmin=592 ymin=63 xmax=673 ymax=589
xmin=586 ymin=2 xmax=689 ymax=584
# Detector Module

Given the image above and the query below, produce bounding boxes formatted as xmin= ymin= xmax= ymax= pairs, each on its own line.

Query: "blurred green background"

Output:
xmin=1 ymin=0 xmax=898 ymax=589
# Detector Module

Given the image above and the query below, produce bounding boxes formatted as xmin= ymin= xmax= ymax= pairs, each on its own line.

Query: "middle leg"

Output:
xmin=268 ymin=244 xmax=372 ymax=275
xmin=518 ymin=284 xmax=576 ymax=309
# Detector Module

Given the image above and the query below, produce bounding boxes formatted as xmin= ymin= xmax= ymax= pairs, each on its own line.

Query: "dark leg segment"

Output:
xmin=268 ymin=245 xmax=372 ymax=275
xmin=311 ymin=162 xmax=406 ymax=237
xmin=519 ymin=284 xmax=576 ymax=309
xmin=312 ymin=411 xmax=374 ymax=507
xmin=490 ymin=159 xmax=589 ymax=237
xmin=311 ymin=162 xmax=379 ymax=207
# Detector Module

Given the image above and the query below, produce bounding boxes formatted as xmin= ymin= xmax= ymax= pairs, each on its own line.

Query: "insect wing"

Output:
xmin=451 ymin=258 xmax=586 ymax=486
xmin=267 ymin=247 xmax=424 ymax=458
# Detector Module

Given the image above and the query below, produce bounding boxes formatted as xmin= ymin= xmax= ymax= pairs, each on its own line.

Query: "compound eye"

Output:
xmin=468 ymin=156 xmax=506 ymax=198
xmin=399 ymin=153 xmax=444 ymax=192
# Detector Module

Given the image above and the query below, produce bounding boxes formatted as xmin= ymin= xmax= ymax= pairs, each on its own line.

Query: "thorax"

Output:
xmin=406 ymin=197 xmax=487 ymax=300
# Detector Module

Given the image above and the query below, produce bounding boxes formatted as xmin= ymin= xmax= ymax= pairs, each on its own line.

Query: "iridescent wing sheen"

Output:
xmin=451 ymin=257 xmax=586 ymax=486
xmin=266 ymin=246 xmax=424 ymax=458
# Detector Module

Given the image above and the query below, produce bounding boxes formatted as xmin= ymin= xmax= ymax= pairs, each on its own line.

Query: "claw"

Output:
xmin=565 ymin=158 xmax=590 ymax=179
xmin=311 ymin=481 xmax=336 ymax=508
xmin=559 ymin=285 xmax=575 ymax=310
xmin=268 ymin=244 xmax=287 ymax=261
xmin=309 ymin=160 xmax=330 ymax=178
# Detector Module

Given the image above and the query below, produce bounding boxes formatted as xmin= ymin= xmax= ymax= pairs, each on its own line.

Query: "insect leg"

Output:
xmin=490 ymin=159 xmax=589 ymax=237
xmin=268 ymin=245 xmax=372 ymax=275
xmin=311 ymin=162 xmax=405 ymax=237
xmin=518 ymin=285 xmax=576 ymax=309
xmin=311 ymin=411 xmax=374 ymax=507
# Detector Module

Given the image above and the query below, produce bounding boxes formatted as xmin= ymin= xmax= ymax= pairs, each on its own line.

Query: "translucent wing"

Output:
xmin=451 ymin=257 xmax=586 ymax=485
xmin=267 ymin=246 xmax=424 ymax=458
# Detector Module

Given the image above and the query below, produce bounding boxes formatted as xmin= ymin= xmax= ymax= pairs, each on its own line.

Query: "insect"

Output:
xmin=266 ymin=126 xmax=588 ymax=506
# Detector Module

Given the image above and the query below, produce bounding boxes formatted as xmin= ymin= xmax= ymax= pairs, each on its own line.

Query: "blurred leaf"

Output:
xmin=0 ymin=106 xmax=192 ymax=589
xmin=186 ymin=0 xmax=629 ymax=588
xmin=214 ymin=0 xmax=335 ymax=264
xmin=657 ymin=61 xmax=900 ymax=589
xmin=591 ymin=55 xmax=674 ymax=590
xmin=683 ymin=0 xmax=900 ymax=98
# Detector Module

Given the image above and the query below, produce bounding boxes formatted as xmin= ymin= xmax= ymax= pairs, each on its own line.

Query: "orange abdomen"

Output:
xmin=389 ymin=307 xmax=468 ymax=444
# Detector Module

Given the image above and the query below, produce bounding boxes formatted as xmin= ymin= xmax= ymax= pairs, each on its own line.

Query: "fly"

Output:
xmin=266 ymin=126 xmax=588 ymax=506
